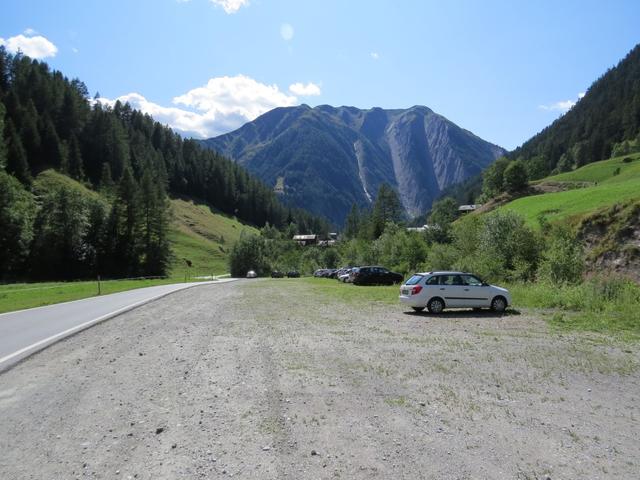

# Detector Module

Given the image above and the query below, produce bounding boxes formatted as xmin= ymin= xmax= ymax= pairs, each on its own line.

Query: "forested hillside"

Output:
xmin=0 ymin=48 xmax=327 ymax=281
xmin=508 ymin=43 xmax=640 ymax=176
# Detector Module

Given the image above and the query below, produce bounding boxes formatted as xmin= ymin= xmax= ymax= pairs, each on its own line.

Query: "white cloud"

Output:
xmin=210 ymin=0 xmax=249 ymax=13
xmin=0 ymin=33 xmax=58 ymax=59
xmin=173 ymin=74 xmax=297 ymax=121
xmin=280 ymin=23 xmax=294 ymax=41
xmin=23 ymin=28 xmax=38 ymax=35
xmin=288 ymin=82 xmax=321 ymax=96
xmin=538 ymin=92 xmax=586 ymax=113
xmin=98 ymin=75 xmax=310 ymax=139
xmin=72 ymin=47 xmax=79 ymax=54
xmin=370 ymin=52 xmax=380 ymax=60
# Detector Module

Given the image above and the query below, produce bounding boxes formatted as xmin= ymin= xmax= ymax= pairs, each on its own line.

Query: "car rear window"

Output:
xmin=405 ymin=274 xmax=423 ymax=285
xmin=426 ymin=275 xmax=439 ymax=285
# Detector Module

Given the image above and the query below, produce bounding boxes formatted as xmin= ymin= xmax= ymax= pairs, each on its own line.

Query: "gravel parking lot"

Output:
xmin=1 ymin=279 xmax=638 ymax=479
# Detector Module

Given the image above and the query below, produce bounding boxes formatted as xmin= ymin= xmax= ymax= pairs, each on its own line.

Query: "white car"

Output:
xmin=399 ymin=271 xmax=511 ymax=313
xmin=246 ymin=270 xmax=258 ymax=278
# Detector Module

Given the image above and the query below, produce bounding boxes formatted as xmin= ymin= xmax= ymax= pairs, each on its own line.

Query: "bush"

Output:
xmin=228 ymin=234 xmax=271 ymax=277
xmin=538 ymin=226 xmax=584 ymax=284
xmin=503 ymin=160 xmax=529 ymax=193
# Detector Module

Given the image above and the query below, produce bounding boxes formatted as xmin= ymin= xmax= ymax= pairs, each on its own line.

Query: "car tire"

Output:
xmin=412 ymin=307 xmax=425 ymax=312
xmin=427 ymin=297 xmax=445 ymax=314
xmin=491 ymin=296 xmax=507 ymax=313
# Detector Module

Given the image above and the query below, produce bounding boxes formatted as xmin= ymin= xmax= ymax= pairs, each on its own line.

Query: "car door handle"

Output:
xmin=464 ymin=288 xmax=469 ymax=291
xmin=439 ymin=287 xmax=445 ymax=290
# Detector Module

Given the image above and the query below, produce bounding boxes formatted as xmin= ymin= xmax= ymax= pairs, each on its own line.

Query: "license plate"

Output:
xmin=402 ymin=289 xmax=409 ymax=295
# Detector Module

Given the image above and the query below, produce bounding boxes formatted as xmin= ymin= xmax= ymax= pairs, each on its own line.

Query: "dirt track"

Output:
xmin=1 ymin=279 xmax=638 ymax=479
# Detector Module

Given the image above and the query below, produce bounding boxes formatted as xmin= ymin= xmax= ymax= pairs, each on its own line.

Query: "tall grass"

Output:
xmin=509 ymin=276 xmax=640 ymax=337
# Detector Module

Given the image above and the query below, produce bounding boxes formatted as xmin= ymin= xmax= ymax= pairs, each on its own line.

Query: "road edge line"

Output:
xmin=0 ymin=280 xmax=236 ymax=373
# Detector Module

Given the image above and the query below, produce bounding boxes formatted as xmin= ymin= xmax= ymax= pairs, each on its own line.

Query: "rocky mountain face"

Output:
xmin=202 ymin=105 xmax=505 ymax=225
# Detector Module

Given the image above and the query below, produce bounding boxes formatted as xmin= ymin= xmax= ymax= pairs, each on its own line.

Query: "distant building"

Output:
xmin=407 ymin=224 xmax=440 ymax=233
xmin=317 ymin=240 xmax=337 ymax=247
xmin=293 ymin=234 xmax=317 ymax=246
xmin=458 ymin=204 xmax=482 ymax=213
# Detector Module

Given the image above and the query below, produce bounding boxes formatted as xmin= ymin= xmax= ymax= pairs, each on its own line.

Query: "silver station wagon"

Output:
xmin=399 ymin=271 xmax=511 ymax=313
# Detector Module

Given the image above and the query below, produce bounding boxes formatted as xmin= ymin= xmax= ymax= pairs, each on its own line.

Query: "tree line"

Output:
xmin=0 ymin=48 xmax=328 ymax=281
xmin=506 ymin=43 xmax=640 ymax=179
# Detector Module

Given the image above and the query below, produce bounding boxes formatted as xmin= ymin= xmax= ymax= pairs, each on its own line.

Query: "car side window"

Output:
xmin=440 ymin=275 xmax=453 ymax=285
xmin=463 ymin=275 xmax=483 ymax=286
xmin=426 ymin=276 xmax=439 ymax=285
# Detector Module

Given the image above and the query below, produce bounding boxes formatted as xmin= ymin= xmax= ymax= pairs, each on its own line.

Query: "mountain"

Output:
xmin=508 ymin=43 xmax=640 ymax=176
xmin=202 ymin=105 xmax=505 ymax=225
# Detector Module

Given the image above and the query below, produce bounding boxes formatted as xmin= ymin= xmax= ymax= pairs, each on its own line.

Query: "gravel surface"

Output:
xmin=0 ymin=279 xmax=638 ymax=479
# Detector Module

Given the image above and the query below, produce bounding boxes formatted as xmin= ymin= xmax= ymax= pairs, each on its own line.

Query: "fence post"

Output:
xmin=97 ymin=275 xmax=101 ymax=295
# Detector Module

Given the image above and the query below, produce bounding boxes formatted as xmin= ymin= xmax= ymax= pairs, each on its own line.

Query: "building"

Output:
xmin=293 ymin=234 xmax=317 ymax=246
xmin=458 ymin=204 xmax=482 ymax=214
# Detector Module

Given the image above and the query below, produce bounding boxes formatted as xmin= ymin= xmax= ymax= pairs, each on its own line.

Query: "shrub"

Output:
xmin=228 ymin=234 xmax=271 ymax=277
xmin=538 ymin=226 xmax=584 ymax=284
xmin=503 ymin=160 xmax=529 ymax=193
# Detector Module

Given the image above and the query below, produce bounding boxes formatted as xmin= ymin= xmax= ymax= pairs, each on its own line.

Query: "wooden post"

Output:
xmin=97 ymin=275 xmax=101 ymax=295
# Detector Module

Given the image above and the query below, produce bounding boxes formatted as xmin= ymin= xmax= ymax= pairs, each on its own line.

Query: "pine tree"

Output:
xmin=344 ymin=203 xmax=361 ymax=240
xmin=99 ymin=162 xmax=114 ymax=194
xmin=139 ymin=168 xmax=171 ymax=275
xmin=0 ymin=102 xmax=7 ymax=168
xmin=371 ymin=184 xmax=403 ymax=238
xmin=67 ymin=134 xmax=85 ymax=180
xmin=40 ymin=114 xmax=67 ymax=169
xmin=20 ymin=100 xmax=41 ymax=168
xmin=5 ymin=119 xmax=31 ymax=184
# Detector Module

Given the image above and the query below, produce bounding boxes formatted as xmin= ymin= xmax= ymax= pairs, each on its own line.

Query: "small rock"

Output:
xmin=311 ymin=450 xmax=319 ymax=456
xmin=262 ymin=446 xmax=270 ymax=451
xmin=171 ymin=443 xmax=177 ymax=449
xmin=155 ymin=427 xmax=164 ymax=435
xmin=419 ymin=402 xmax=426 ymax=407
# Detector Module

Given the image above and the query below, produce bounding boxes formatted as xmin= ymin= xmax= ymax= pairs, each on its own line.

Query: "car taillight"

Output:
xmin=411 ymin=286 xmax=423 ymax=295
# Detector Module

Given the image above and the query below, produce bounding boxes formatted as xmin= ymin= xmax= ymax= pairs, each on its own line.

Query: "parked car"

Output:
xmin=398 ymin=271 xmax=511 ymax=313
xmin=347 ymin=267 xmax=360 ymax=283
xmin=287 ymin=270 xmax=300 ymax=278
xmin=352 ymin=266 xmax=403 ymax=286
xmin=246 ymin=270 xmax=258 ymax=278
xmin=313 ymin=269 xmax=328 ymax=277
xmin=271 ymin=270 xmax=284 ymax=278
xmin=338 ymin=268 xmax=353 ymax=282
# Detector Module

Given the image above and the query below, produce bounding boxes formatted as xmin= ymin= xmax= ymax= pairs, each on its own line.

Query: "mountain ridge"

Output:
xmin=202 ymin=104 xmax=505 ymax=224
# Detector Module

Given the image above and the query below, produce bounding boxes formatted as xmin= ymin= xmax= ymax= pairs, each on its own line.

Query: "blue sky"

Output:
xmin=1 ymin=0 xmax=639 ymax=149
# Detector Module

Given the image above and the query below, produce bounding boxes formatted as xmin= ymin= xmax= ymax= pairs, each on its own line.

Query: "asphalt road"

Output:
xmin=0 ymin=279 xmax=236 ymax=371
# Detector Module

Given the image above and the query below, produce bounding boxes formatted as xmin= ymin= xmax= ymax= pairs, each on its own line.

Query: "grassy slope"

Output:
xmin=500 ymin=153 xmax=640 ymax=227
xmin=0 ymin=173 xmax=259 ymax=312
xmin=169 ymin=198 xmax=259 ymax=276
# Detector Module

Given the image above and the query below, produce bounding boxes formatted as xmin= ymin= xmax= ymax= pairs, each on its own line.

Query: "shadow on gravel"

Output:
xmin=403 ymin=309 xmax=521 ymax=319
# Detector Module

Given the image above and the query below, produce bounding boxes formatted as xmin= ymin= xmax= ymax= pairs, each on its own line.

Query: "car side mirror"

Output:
xmin=482 ymin=282 xmax=489 ymax=286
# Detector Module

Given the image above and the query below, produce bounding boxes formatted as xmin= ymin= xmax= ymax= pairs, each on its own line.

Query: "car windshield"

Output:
xmin=405 ymin=274 xmax=423 ymax=285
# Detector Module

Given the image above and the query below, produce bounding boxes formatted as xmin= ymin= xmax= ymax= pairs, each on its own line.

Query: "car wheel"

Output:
xmin=491 ymin=296 xmax=507 ymax=313
xmin=412 ymin=307 xmax=425 ymax=312
xmin=427 ymin=297 xmax=445 ymax=314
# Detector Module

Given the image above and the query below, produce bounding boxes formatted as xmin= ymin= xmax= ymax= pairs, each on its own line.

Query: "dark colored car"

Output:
xmin=287 ymin=270 xmax=300 ymax=278
xmin=352 ymin=266 xmax=403 ymax=286
xmin=271 ymin=270 xmax=284 ymax=278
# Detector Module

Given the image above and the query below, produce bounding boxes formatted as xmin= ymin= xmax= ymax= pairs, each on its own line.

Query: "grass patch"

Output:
xmin=169 ymin=197 xmax=258 ymax=276
xmin=507 ymin=279 xmax=640 ymax=339
xmin=501 ymin=153 xmax=640 ymax=228
xmin=298 ymin=277 xmax=398 ymax=305
xmin=0 ymin=277 xmax=206 ymax=314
